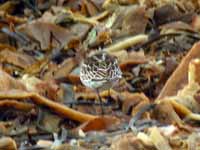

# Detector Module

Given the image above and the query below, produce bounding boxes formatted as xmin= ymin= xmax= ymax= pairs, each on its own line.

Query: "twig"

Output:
xmin=132 ymin=32 xmax=200 ymax=51
xmin=103 ymin=34 xmax=148 ymax=53
xmin=131 ymin=33 xmax=182 ymax=51
xmin=0 ymin=100 xmax=34 ymax=111
xmin=71 ymin=13 xmax=99 ymax=25
xmin=0 ymin=90 xmax=97 ymax=123
xmin=63 ymin=10 xmax=99 ymax=25
xmin=91 ymin=11 xmax=110 ymax=21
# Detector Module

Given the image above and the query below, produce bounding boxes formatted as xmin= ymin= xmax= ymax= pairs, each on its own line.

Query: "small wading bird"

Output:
xmin=80 ymin=50 xmax=122 ymax=114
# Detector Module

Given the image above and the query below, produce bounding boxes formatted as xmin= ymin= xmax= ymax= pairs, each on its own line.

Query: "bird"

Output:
xmin=80 ymin=50 xmax=122 ymax=114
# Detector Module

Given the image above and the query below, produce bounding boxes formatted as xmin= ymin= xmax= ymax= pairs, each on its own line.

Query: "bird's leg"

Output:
xmin=96 ymin=89 xmax=104 ymax=115
xmin=108 ymin=89 xmax=111 ymax=100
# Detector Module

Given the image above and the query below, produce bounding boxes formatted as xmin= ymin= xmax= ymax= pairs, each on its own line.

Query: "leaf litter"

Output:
xmin=0 ymin=0 xmax=200 ymax=150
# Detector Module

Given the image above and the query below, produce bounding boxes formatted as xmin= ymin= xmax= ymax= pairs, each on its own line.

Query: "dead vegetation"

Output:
xmin=0 ymin=0 xmax=200 ymax=149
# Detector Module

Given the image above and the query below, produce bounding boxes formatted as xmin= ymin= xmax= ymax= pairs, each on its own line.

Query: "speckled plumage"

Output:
xmin=80 ymin=51 xmax=122 ymax=91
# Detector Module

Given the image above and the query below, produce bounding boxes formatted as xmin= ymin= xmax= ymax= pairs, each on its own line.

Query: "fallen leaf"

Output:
xmin=0 ymin=69 xmax=26 ymax=91
xmin=78 ymin=116 xmax=120 ymax=132
xmin=149 ymin=127 xmax=172 ymax=150
xmin=122 ymin=92 xmax=149 ymax=115
xmin=111 ymin=133 xmax=155 ymax=150
xmin=19 ymin=22 xmax=71 ymax=50
xmin=0 ymin=137 xmax=17 ymax=150
xmin=157 ymin=42 xmax=200 ymax=99
xmin=0 ymin=49 xmax=36 ymax=69
xmin=120 ymin=51 xmax=148 ymax=71
xmin=43 ymin=58 xmax=77 ymax=80
xmin=191 ymin=15 xmax=200 ymax=31
xmin=0 ymin=90 xmax=96 ymax=123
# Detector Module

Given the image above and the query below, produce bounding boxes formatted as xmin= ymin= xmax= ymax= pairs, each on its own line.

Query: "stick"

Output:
xmin=0 ymin=100 xmax=34 ymax=111
xmin=103 ymin=34 xmax=148 ymax=53
xmin=0 ymin=90 xmax=97 ymax=123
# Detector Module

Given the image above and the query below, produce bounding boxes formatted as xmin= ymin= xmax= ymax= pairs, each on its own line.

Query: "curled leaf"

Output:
xmin=78 ymin=116 xmax=120 ymax=132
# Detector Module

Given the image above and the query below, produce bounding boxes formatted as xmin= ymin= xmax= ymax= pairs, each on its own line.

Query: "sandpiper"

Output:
xmin=80 ymin=51 xmax=122 ymax=114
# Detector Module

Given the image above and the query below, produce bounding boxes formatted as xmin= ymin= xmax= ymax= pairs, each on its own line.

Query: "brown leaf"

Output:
xmin=0 ymin=137 xmax=17 ymax=150
xmin=191 ymin=15 xmax=200 ymax=31
xmin=36 ymin=81 xmax=62 ymax=101
xmin=159 ymin=21 xmax=195 ymax=32
xmin=0 ymin=90 xmax=96 ymax=123
xmin=153 ymin=4 xmax=181 ymax=26
xmin=21 ymin=75 xmax=62 ymax=101
xmin=111 ymin=6 xmax=148 ymax=37
xmin=111 ymin=133 xmax=155 ymax=150
xmin=25 ymin=58 xmax=49 ymax=75
xmin=56 ymin=74 xmax=81 ymax=85
xmin=42 ymin=113 xmax=61 ymax=132
xmin=0 ymin=69 xmax=26 ymax=91
xmin=0 ymin=50 xmax=36 ymax=69
xmin=121 ymin=7 xmax=148 ymax=35
xmin=158 ymin=59 xmax=200 ymax=120
xmin=153 ymin=101 xmax=182 ymax=124
xmin=122 ymin=92 xmax=149 ymax=115
xmin=78 ymin=116 xmax=120 ymax=132
xmin=0 ymin=1 xmax=18 ymax=14
xmin=0 ymin=11 xmax=27 ymax=25
xmin=0 ymin=43 xmax=16 ymax=51
xmin=43 ymin=58 xmax=77 ymax=79
xmin=120 ymin=51 xmax=148 ymax=71
xmin=157 ymin=42 xmax=200 ymax=99
xmin=0 ymin=100 xmax=34 ymax=111
xmin=74 ymin=87 xmax=119 ymax=102
xmin=83 ymin=0 xmax=99 ymax=16
xmin=20 ymin=22 xmax=71 ymax=50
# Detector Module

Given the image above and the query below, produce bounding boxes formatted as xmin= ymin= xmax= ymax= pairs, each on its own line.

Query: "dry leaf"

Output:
xmin=19 ymin=22 xmax=71 ymax=49
xmin=0 ymin=69 xmax=26 ymax=91
xmin=120 ymin=51 xmax=148 ymax=71
xmin=78 ymin=116 xmax=120 ymax=132
xmin=149 ymin=127 xmax=172 ymax=150
xmin=157 ymin=42 xmax=200 ymax=99
xmin=111 ymin=133 xmax=155 ymax=150
xmin=0 ymin=137 xmax=17 ymax=150
xmin=0 ymin=50 xmax=36 ymax=69
xmin=44 ymin=58 xmax=77 ymax=79
xmin=191 ymin=15 xmax=200 ymax=31
xmin=0 ymin=90 xmax=96 ymax=123
xmin=122 ymin=92 xmax=149 ymax=115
